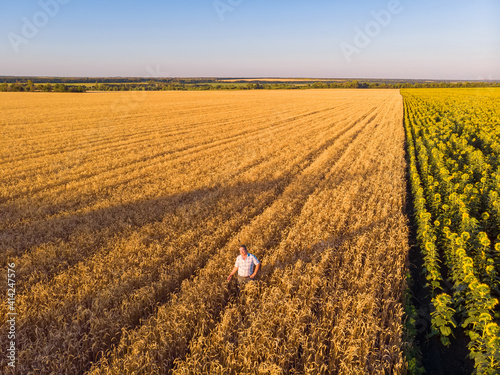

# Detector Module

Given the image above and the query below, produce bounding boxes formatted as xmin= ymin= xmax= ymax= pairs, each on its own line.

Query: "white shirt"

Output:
xmin=235 ymin=253 xmax=260 ymax=277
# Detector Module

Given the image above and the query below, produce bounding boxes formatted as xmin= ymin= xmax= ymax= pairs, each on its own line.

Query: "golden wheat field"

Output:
xmin=0 ymin=90 xmax=410 ymax=374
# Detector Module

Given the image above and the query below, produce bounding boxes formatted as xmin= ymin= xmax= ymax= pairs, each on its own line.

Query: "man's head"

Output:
xmin=239 ymin=245 xmax=248 ymax=256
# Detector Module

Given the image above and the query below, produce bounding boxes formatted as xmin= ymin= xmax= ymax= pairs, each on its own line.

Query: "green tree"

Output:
xmin=10 ymin=82 xmax=24 ymax=91
xmin=54 ymin=83 xmax=68 ymax=92
xmin=27 ymin=79 xmax=35 ymax=91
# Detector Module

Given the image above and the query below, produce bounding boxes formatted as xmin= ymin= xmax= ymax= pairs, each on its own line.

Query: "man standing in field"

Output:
xmin=227 ymin=245 xmax=261 ymax=285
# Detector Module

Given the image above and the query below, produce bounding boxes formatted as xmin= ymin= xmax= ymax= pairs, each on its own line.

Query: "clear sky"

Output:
xmin=0 ymin=0 xmax=498 ymax=79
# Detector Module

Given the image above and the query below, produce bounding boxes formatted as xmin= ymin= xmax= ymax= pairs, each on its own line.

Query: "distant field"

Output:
xmin=0 ymin=90 xmax=410 ymax=374
xmin=219 ymin=78 xmax=347 ymax=82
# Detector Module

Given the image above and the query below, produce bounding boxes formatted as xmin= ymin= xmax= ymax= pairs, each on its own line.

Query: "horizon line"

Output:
xmin=0 ymin=75 xmax=499 ymax=82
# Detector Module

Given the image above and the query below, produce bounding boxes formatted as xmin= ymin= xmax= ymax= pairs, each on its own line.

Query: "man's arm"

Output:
xmin=250 ymin=263 xmax=260 ymax=279
xmin=227 ymin=266 xmax=238 ymax=281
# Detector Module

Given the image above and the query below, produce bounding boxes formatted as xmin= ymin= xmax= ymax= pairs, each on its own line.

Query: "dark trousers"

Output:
xmin=237 ymin=275 xmax=251 ymax=285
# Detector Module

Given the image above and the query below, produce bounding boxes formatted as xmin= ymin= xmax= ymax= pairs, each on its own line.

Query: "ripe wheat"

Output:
xmin=0 ymin=90 xmax=409 ymax=374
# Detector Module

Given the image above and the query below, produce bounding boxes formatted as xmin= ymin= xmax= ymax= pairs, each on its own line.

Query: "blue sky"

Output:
xmin=0 ymin=0 xmax=498 ymax=79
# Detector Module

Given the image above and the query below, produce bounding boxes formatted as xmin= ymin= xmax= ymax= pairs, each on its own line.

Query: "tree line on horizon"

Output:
xmin=0 ymin=80 xmax=86 ymax=93
xmin=0 ymin=79 xmax=498 ymax=93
